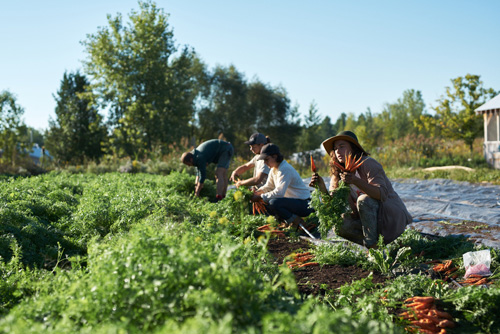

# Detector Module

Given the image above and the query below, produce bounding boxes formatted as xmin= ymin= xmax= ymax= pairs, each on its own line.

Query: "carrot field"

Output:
xmin=1 ymin=171 xmax=499 ymax=333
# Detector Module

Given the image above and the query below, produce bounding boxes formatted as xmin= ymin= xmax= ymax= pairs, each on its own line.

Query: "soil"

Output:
xmin=267 ymin=237 xmax=387 ymax=296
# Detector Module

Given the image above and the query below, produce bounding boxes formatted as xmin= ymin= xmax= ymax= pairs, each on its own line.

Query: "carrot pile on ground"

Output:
xmin=400 ymin=296 xmax=454 ymax=334
xmin=256 ymin=224 xmax=285 ymax=238
xmin=456 ymin=274 xmax=490 ymax=286
xmin=333 ymin=153 xmax=366 ymax=173
xmin=286 ymin=252 xmax=319 ymax=269
xmin=431 ymin=260 xmax=458 ymax=282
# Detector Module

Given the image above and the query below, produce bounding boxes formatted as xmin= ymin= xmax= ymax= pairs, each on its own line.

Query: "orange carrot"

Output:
xmin=468 ymin=274 xmax=485 ymax=278
xmin=474 ymin=278 xmax=488 ymax=285
xmin=295 ymin=252 xmax=311 ymax=257
xmin=431 ymin=310 xmax=453 ymax=321
xmin=410 ymin=320 xmax=439 ymax=331
xmin=405 ymin=296 xmax=435 ymax=304
xmin=333 ymin=161 xmax=346 ymax=172
xmin=297 ymin=262 xmax=319 ymax=268
xmin=437 ymin=319 xmax=455 ymax=328
xmin=310 ymin=155 xmax=317 ymax=173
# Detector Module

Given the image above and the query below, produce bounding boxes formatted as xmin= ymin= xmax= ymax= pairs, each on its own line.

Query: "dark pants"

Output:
xmin=266 ymin=198 xmax=313 ymax=223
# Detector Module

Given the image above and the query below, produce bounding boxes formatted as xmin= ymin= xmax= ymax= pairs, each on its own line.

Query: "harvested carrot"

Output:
xmin=310 ymin=155 xmax=317 ymax=173
xmin=410 ymin=320 xmax=438 ymax=331
xmin=257 ymin=224 xmax=271 ymax=230
xmin=438 ymin=319 xmax=455 ymax=328
xmin=468 ymin=274 xmax=485 ymax=278
xmin=405 ymin=296 xmax=435 ymax=304
xmin=297 ymin=262 xmax=319 ymax=268
xmin=406 ymin=301 xmax=432 ymax=308
xmin=295 ymin=252 xmax=311 ymax=257
xmin=473 ymin=278 xmax=488 ymax=285
xmin=430 ymin=310 xmax=453 ymax=321
xmin=413 ymin=303 xmax=433 ymax=311
xmin=295 ymin=255 xmax=315 ymax=262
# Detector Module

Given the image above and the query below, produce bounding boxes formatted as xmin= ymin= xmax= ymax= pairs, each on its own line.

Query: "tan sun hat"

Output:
xmin=321 ymin=130 xmax=368 ymax=155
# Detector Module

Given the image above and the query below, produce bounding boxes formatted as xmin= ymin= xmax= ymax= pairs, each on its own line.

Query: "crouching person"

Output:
xmin=251 ymin=143 xmax=313 ymax=228
xmin=310 ymin=130 xmax=412 ymax=248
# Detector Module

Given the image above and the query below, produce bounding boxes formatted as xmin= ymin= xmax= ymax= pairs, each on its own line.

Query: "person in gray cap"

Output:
xmin=310 ymin=130 xmax=411 ymax=248
xmin=251 ymin=143 xmax=313 ymax=228
xmin=230 ymin=133 xmax=271 ymax=189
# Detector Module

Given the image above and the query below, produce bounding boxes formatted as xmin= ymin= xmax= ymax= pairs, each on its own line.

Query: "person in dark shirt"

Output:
xmin=181 ymin=139 xmax=234 ymax=200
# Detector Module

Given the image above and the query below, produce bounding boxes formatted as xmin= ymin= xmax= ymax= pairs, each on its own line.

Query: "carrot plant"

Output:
xmin=309 ymin=181 xmax=350 ymax=238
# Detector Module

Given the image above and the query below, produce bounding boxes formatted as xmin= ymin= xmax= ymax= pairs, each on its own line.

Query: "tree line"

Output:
xmin=0 ymin=1 xmax=497 ymax=166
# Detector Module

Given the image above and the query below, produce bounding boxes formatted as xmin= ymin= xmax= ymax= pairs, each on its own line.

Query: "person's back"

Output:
xmin=181 ymin=139 xmax=233 ymax=200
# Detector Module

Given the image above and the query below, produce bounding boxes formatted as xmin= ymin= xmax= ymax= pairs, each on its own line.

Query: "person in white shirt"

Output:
xmin=230 ymin=133 xmax=271 ymax=189
xmin=251 ymin=143 xmax=313 ymax=227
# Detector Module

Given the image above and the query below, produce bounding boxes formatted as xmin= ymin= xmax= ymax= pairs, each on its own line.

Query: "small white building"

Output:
xmin=475 ymin=94 xmax=500 ymax=169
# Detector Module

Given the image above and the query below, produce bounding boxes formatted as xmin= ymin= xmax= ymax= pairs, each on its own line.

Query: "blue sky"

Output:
xmin=1 ymin=1 xmax=499 ymax=131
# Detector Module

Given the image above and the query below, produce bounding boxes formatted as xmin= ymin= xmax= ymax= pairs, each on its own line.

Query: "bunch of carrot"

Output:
xmin=286 ymin=252 xmax=319 ymax=269
xmin=256 ymin=224 xmax=285 ymax=238
xmin=456 ymin=274 xmax=490 ymax=286
xmin=431 ymin=260 xmax=458 ymax=281
xmin=253 ymin=200 xmax=268 ymax=215
xmin=333 ymin=153 xmax=365 ymax=173
xmin=400 ymin=296 xmax=454 ymax=333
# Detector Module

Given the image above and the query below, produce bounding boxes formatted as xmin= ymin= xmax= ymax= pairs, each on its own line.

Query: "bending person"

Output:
xmin=251 ymin=143 xmax=313 ymax=227
xmin=181 ymin=139 xmax=234 ymax=200
xmin=230 ymin=133 xmax=271 ymax=189
xmin=310 ymin=130 xmax=411 ymax=248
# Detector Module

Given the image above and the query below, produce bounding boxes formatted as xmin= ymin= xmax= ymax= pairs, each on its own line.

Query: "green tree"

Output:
xmin=381 ymin=89 xmax=426 ymax=141
xmin=0 ymin=91 xmax=27 ymax=166
xmin=356 ymin=108 xmax=384 ymax=152
xmin=45 ymin=71 xmax=107 ymax=164
xmin=196 ymin=66 xmax=300 ymax=157
xmin=333 ymin=112 xmax=347 ymax=133
xmin=297 ymin=101 xmax=322 ymax=152
xmin=82 ymin=1 xmax=201 ymax=156
xmin=196 ymin=65 xmax=249 ymax=150
xmin=431 ymin=74 xmax=497 ymax=155
xmin=317 ymin=116 xmax=335 ymax=141
xmin=247 ymin=81 xmax=300 ymax=156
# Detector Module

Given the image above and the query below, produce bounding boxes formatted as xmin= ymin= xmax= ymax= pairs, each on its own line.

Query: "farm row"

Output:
xmin=0 ymin=171 xmax=499 ymax=333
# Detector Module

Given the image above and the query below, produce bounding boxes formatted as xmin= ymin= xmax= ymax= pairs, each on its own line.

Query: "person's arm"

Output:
xmin=260 ymin=171 xmax=291 ymax=201
xmin=236 ymin=171 xmax=268 ymax=188
xmin=341 ymin=172 xmax=381 ymax=200
xmin=230 ymin=162 xmax=254 ymax=182
xmin=309 ymin=173 xmax=328 ymax=193
xmin=194 ymin=181 xmax=204 ymax=197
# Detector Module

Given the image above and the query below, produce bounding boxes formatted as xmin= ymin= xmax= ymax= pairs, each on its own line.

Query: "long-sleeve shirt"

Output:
xmin=330 ymin=156 xmax=412 ymax=243
xmin=257 ymin=160 xmax=311 ymax=202
xmin=192 ymin=139 xmax=231 ymax=183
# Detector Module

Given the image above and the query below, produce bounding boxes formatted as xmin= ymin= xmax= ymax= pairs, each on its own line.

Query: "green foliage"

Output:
xmin=367 ymin=240 xmax=412 ymax=276
xmin=0 ymin=90 xmax=27 ymax=166
xmin=309 ymin=182 xmax=350 ymax=238
xmin=313 ymin=242 xmax=366 ymax=267
xmin=1 ymin=170 xmax=499 ymax=333
xmin=82 ymin=1 xmax=200 ymax=156
xmin=45 ymin=71 xmax=107 ymax=164
xmin=427 ymin=74 xmax=497 ymax=155
xmin=448 ymin=287 xmax=500 ymax=333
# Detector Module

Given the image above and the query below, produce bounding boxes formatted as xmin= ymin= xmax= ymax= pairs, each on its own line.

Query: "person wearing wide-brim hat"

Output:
xmin=230 ymin=133 xmax=271 ymax=189
xmin=251 ymin=143 xmax=313 ymax=228
xmin=310 ymin=130 xmax=411 ymax=247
